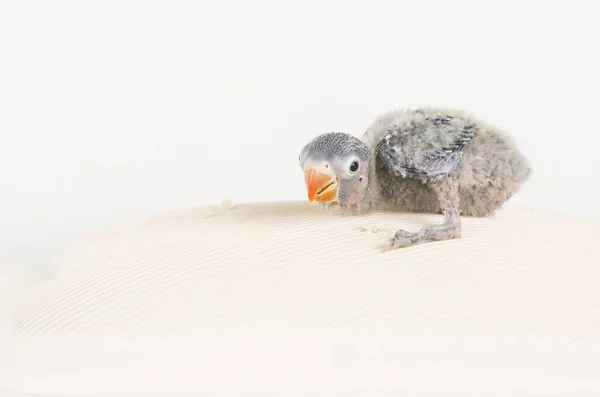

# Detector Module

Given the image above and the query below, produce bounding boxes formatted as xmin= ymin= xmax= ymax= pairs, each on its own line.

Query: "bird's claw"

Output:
xmin=388 ymin=229 xmax=422 ymax=250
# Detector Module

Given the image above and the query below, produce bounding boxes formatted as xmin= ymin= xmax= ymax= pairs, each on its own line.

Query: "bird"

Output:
xmin=298 ymin=107 xmax=532 ymax=249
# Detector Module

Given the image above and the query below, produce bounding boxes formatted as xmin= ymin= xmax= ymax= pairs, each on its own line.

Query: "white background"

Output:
xmin=1 ymin=0 xmax=599 ymax=270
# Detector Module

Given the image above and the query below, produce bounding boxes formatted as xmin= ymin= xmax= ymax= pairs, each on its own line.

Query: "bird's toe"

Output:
xmin=389 ymin=229 xmax=420 ymax=249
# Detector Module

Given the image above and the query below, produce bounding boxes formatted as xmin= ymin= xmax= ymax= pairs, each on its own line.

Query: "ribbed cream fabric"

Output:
xmin=0 ymin=259 xmax=38 ymax=317
xmin=2 ymin=202 xmax=600 ymax=396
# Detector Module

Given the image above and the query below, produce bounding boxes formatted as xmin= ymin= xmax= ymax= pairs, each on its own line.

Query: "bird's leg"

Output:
xmin=389 ymin=180 xmax=462 ymax=249
xmin=419 ymin=181 xmax=462 ymax=241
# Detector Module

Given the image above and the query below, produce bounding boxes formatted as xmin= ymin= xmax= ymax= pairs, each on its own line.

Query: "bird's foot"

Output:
xmin=420 ymin=222 xmax=462 ymax=241
xmin=386 ymin=222 xmax=462 ymax=251
xmin=385 ymin=180 xmax=463 ymax=251
xmin=388 ymin=229 xmax=424 ymax=250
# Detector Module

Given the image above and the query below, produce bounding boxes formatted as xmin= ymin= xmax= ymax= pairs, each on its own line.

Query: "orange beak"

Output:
xmin=304 ymin=168 xmax=338 ymax=203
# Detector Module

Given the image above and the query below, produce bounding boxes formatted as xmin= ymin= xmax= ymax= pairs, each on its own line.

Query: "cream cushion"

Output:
xmin=2 ymin=201 xmax=600 ymax=396
xmin=0 ymin=260 xmax=38 ymax=316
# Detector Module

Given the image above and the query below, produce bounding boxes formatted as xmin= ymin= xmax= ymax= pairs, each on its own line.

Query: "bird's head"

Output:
xmin=299 ymin=132 xmax=371 ymax=206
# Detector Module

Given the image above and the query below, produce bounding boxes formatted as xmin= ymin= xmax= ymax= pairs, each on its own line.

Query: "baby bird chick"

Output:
xmin=299 ymin=107 xmax=532 ymax=249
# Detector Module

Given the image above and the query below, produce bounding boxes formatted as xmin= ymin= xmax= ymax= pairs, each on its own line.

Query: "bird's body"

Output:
xmin=299 ymin=107 xmax=532 ymax=249
xmin=359 ymin=107 xmax=531 ymax=217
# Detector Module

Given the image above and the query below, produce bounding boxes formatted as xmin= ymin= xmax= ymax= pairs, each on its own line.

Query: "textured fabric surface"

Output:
xmin=0 ymin=259 xmax=39 ymax=318
xmin=2 ymin=202 xmax=600 ymax=395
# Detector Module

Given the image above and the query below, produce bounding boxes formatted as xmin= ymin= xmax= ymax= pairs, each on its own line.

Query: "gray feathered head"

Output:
xmin=299 ymin=132 xmax=371 ymax=205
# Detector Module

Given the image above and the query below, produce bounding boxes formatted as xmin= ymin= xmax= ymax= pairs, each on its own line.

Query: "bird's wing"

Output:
xmin=375 ymin=114 xmax=476 ymax=180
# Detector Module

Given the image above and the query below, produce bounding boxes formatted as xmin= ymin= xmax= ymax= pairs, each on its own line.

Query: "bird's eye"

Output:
xmin=349 ymin=160 xmax=359 ymax=174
